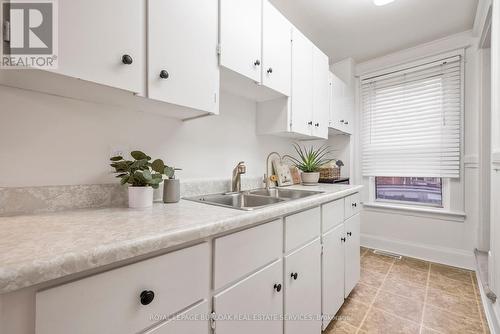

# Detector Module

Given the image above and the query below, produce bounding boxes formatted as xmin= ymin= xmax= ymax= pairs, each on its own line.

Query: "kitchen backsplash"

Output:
xmin=0 ymin=177 xmax=264 ymax=217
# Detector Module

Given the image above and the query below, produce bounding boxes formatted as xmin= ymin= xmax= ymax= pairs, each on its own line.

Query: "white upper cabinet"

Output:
xmin=220 ymin=0 xmax=262 ymax=82
xmin=148 ymin=0 xmax=219 ymax=114
xmin=262 ymin=0 xmax=292 ymax=96
xmin=312 ymin=46 xmax=330 ymax=139
xmin=329 ymin=71 xmax=354 ymax=135
xmin=56 ymin=0 xmax=145 ymax=94
xmin=290 ymin=28 xmax=314 ymax=136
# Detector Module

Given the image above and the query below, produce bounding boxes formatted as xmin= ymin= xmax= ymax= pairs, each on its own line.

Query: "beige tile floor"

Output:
xmin=325 ymin=247 xmax=490 ymax=334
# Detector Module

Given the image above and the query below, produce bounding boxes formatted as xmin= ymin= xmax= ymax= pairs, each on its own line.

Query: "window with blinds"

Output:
xmin=361 ymin=55 xmax=463 ymax=178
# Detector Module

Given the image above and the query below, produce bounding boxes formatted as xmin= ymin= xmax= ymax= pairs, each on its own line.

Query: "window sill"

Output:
xmin=362 ymin=202 xmax=466 ymax=222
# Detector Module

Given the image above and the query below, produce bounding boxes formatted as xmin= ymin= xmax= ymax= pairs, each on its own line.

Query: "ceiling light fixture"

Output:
xmin=373 ymin=0 xmax=395 ymax=6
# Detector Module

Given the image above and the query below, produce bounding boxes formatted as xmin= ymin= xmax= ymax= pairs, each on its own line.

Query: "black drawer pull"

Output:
xmin=140 ymin=290 xmax=155 ymax=305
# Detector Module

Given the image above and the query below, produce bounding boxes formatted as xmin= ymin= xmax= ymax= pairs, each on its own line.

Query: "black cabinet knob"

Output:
xmin=352 ymin=203 xmax=357 ymax=207
xmin=340 ymin=120 xmax=345 ymax=123
xmin=254 ymin=59 xmax=261 ymax=66
xmin=315 ymin=123 xmax=320 ymax=127
xmin=347 ymin=232 xmax=352 ymax=237
xmin=274 ymin=283 xmax=282 ymax=292
xmin=159 ymin=70 xmax=169 ymax=79
xmin=140 ymin=290 xmax=155 ymax=305
xmin=290 ymin=272 xmax=298 ymax=280
xmin=267 ymin=67 xmax=273 ymax=74
xmin=341 ymin=237 xmax=346 ymax=242
xmin=345 ymin=121 xmax=349 ymax=125
xmin=307 ymin=121 xmax=313 ymax=125
xmin=122 ymin=54 xmax=133 ymax=65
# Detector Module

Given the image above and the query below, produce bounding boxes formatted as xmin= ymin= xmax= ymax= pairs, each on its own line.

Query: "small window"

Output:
xmin=375 ymin=177 xmax=443 ymax=207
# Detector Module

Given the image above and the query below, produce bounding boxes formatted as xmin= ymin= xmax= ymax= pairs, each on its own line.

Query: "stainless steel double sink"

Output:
xmin=185 ymin=188 xmax=323 ymax=211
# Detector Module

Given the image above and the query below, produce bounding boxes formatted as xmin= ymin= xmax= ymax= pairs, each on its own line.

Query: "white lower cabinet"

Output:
xmin=32 ymin=193 xmax=360 ymax=334
xmin=321 ymin=224 xmax=345 ymax=330
xmin=284 ymin=239 xmax=322 ymax=334
xmin=344 ymin=214 xmax=361 ymax=297
xmin=213 ymin=260 xmax=284 ymax=334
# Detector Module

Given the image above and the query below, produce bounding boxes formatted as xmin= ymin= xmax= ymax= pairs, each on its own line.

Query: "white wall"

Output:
xmin=355 ymin=31 xmax=481 ymax=269
xmin=0 ymin=87 xmax=299 ymax=187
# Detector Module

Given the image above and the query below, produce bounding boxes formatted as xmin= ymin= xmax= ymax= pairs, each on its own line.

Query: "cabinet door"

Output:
xmin=322 ymin=224 xmax=345 ymax=330
xmin=148 ymin=0 xmax=219 ymax=114
xmin=290 ymin=28 xmax=314 ymax=136
xmin=56 ymin=0 xmax=145 ymax=94
xmin=214 ymin=260 xmax=283 ymax=334
xmin=262 ymin=0 xmax=291 ymax=96
xmin=344 ymin=214 xmax=361 ymax=298
xmin=151 ymin=301 xmax=209 ymax=334
xmin=330 ymin=73 xmax=347 ymax=130
xmin=220 ymin=0 xmax=262 ymax=82
xmin=285 ymin=239 xmax=321 ymax=334
xmin=312 ymin=46 xmax=330 ymax=139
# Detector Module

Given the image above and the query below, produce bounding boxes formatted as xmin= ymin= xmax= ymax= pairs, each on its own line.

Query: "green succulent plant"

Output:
xmin=109 ymin=150 xmax=179 ymax=188
xmin=288 ymin=143 xmax=333 ymax=173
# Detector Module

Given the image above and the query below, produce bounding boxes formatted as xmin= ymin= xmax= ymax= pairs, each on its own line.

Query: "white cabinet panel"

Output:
xmin=322 ymin=198 xmax=345 ymax=233
xmin=285 ymin=239 xmax=322 ymax=334
xmin=344 ymin=193 xmax=361 ymax=219
xmin=329 ymin=73 xmax=353 ymax=134
xmin=290 ymin=28 xmax=314 ymax=136
xmin=150 ymin=301 xmax=209 ymax=334
xmin=285 ymin=207 xmax=321 ymax=252
xmin=214 ymin=220 xmax=282 ymax=289
xmin=36 ymin=243 xmax=209 ymax=334
xmin=344 ymin=214 xmax=361 ymax=297
xmin=322 ymin=224 xmax=345 ymax=330
xmin=148 ymin=0 xmax=219 ymax=114
xmin=312 ymin=46 xmax=330 ymax=139
xmin=55 ymin=0 xmax=145 ymax=94
xmin=262 ymin=0 xmax=292 ymax=96
xmin=220 ymin=0 xmax=262 ymax=82
xmin=214 ymin=260 xmax=283 ymax=334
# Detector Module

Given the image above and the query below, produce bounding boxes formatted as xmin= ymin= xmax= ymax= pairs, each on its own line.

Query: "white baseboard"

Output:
xmin=475 ymin=271 xmax=499 ymax=334
xmin=361 ymin=234 xmax=475 ymax=269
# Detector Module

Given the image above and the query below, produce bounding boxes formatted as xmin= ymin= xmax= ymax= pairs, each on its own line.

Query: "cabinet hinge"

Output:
xmin=210 ymin=311 xmax=216 ymax=331
xmin=216 ymin=44 xmax=221 ymax=56
xmin=321 ymin=245 xmax=324 ymax=255
xmin=3 ymin=20 xmax=10 ymax=42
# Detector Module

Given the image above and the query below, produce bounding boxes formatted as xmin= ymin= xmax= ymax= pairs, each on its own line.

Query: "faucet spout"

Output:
xmin=231 ymin=161 xmax=246 ymax=192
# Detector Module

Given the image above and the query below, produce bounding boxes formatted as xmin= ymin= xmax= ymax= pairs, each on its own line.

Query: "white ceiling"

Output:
xmin=270 ymin=0 xmax=479 ymax=63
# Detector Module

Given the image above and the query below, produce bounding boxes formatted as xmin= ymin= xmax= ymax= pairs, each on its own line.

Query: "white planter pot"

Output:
xmin=128 ymin=186 xmax=153 ymax=209
xmin=301 ymin=172 xmax=320 ymax=185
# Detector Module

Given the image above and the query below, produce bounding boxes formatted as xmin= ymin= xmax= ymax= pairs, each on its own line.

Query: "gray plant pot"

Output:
xmin=163 ymin=179 xmax=180 ymax=203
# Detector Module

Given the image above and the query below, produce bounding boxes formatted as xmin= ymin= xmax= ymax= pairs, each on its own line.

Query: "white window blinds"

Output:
xmin=361 ymin=55 xmax=462 ymax=178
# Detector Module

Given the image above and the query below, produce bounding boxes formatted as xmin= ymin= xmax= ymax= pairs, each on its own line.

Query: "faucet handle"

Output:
xmin=236 ymin=161 xmax=246 ymax=174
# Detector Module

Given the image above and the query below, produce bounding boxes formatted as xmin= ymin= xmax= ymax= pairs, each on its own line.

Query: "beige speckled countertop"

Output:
xmin=0 ymin=184 xmax=362 ymax=294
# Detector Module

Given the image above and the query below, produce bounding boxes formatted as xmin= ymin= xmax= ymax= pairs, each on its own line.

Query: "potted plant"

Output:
xmin=289 ymin=144 xmax=333 ymax=185
xmin=110 ymin=151 xmax=170 ymax=208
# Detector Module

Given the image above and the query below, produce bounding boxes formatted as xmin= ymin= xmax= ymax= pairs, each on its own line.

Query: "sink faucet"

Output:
xmin=232 ymin=161 xmax=246 ymax=192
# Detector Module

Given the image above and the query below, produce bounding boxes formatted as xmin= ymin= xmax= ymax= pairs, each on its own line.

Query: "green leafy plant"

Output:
xmin=110 ymin=151 xmax=178 ymax=188
xmin=288 ymin=144 xmax=333 ymax=173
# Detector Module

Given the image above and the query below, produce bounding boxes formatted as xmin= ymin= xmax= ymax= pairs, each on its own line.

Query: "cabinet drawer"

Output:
xmin=36 ymin=243 xmax=210 ymax=334
xmin=149 ymin=301 xmax=209 ymax=334
xmin=344 ymin=193 xmax=361 ymax=218
xmin=285 ymin=207 xmax=320 ymax=252
xmin=215 ymin=220 xmax=282 ymax=289
xmin=322 ymin=199 xmax=344 ymax=233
